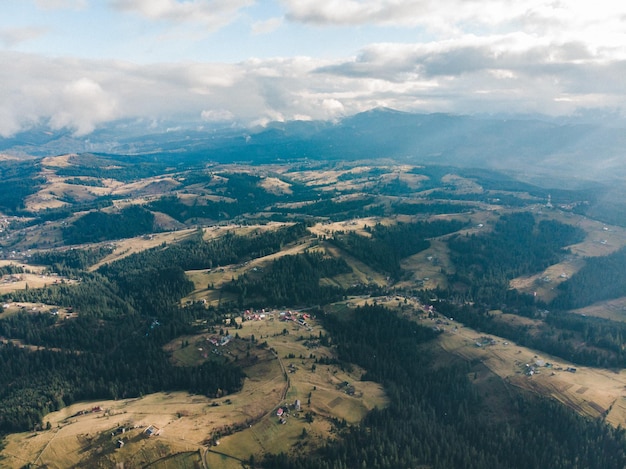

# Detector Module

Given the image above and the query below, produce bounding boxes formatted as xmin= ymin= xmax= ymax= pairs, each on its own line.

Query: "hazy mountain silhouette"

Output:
xmin=2 ymin=109 xmax=625 ymax=182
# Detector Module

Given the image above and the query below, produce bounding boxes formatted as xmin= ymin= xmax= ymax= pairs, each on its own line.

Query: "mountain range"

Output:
xmin=2 ymin=109 xmax=625 ymax=185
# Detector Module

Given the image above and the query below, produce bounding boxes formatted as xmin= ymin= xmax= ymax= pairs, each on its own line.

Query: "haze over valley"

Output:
xmin=2 ymin=1 xmax=626 ymax=468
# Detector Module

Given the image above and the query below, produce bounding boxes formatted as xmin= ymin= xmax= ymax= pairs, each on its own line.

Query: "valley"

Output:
xmin=2 ymin=152 xmax=626 ymax=467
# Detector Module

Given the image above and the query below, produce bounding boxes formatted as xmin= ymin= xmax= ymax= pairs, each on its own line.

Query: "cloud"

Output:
xmin=50 ymin=78 xmax=118 ymax=136
xmin=0 ymin=27 xmax=48 ymax=46
xmin=110 ymin=0 xmax=254 ymax=30
xmin=0 ymin=35 xmax=624 ymax=139
xmin=282 ymin=0 xmax=537 ymax=28
xmin=251 ymin=17 xmax=283 ymax=35
xmin=35 ymin=0 xmax=87 ymax=9
xmin=316 ymin=35 xmax=617 ymax=83
xmin=282 ymin=0 xmax=626 ymax=51
xmin=201 ymin=109 xmax=235 ymax=121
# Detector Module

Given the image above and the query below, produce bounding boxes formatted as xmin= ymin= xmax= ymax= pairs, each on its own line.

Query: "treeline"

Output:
xmin=22 ymin=197 xmax=115 ymax=225
xmin=262 ymin=305 xmax=626 ymax=469
xmin=0 ymin=341 xmax=243 ymax=434
xmin=552 ymin=247 xmax=626 ymax=310
xmin=272 ymin=197 xmax=384 ymax=220
xmin=0 ymin=159 xmax=44 ymax=213
xmin=7 ymin=272 xmax=136 ymax=319
xmin=63 ymin=205 xmax=156 ymax=244
xmin=30 ymin=246 xmax=114 ymax=272
xmin=9 ymin=224 xmax=310 ymax=318
xmin=148 ymin=195 xmax=237 ymax=222
xmin=392 ymin=201 xmax=475 ymax=215
xmin=63 ymin=177 xmax=105 ymax=187
xmin=55 ymin=153 xmax=177 ymax=182
xmin=101 ymin=223 xmax=309 ymax=274
xmin=0 ymin=264 xmax=25 ymax=276
xmin=427 ymin=190 xmax=529 ymax=207
xmin=148 ymin=172 xmax=388 ymax=224
xmin=0 ymin=225 xmax=315 ymax=432
xmin=448 ymin=212 xmax=585 ymax=307
xmin=223 ymin=251 xmax=351 ymax=307
xmin=430 ymin=297 xmax=626 ymax=369
xmin=331 ymin=220 xmax=466 ymax=279
xmin=147 ymin=173 xmax=317 ymax=223
xmin=431 ymin=211 xmax=626 ymax=367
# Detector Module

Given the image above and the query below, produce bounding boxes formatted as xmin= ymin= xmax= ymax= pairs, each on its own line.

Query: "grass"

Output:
xmin=571 ymin=297 xmax=626 ymax=323
xmin=414 ymin=308 xmax=626 ymax=426
xmin=145 ymin=450 xmax=203 ymax=468
xmin=0 ymin=312 xmax=386 ymax=468
xmin=8 ymin=166 xmax=626 ymax=466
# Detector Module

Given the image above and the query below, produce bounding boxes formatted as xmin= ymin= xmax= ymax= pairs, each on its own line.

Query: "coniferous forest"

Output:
xmin=3 ymin=155 xmax=626 ymax=467
xmin=263 ymin=305 xmax=626 ymax=469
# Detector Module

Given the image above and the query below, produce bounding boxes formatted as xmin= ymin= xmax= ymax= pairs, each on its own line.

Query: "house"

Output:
xmin=144 ymin=425 xmax=160 ymax=437
xmin=276 ymin=408 xmax=284 ymax=417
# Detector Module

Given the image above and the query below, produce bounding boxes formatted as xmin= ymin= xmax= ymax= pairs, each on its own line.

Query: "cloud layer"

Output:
xmin=110 ymin=0 xmax=254 ymax=29
xmin=0 ymin=0 xmax=624 ymax=136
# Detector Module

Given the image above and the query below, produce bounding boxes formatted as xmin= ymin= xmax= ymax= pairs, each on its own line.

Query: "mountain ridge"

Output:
xmin=2 ymin=109 xmax=625 ymax=183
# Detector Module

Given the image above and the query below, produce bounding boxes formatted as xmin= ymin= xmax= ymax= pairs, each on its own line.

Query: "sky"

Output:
xmin=0 ymin=0 xmax=625 ymax=137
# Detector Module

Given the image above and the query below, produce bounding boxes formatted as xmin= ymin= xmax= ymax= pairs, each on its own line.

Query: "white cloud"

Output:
xmin=201 ymin=109 xmax=235 ymax=121
xmin=0 ymin=34 xmax=624 ymax=138
xmin=0 ymin=27 xmax=48 ymax=46
xmin=110 ymin=0 xmax=254 ymax=29
xmin=251 ymin=17 xmax=283 ymax=35
xmin=282 ymin=0 xmax=525 ymax=28
xmin=35 ymin=0 xmax=87 ymax=10
xmin=50 ymin=78 xmax=118 ymax=136
xmin=282 ymin=0 xmax=626 ymax=53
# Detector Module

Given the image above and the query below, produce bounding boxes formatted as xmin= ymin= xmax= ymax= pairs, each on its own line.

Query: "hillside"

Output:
xmin=3 ymin=110 xmax=626 ymax=184
xmin=2 ymin=156 xmax=626 ymax=467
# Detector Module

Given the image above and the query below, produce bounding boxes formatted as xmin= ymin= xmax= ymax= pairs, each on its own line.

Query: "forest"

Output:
xmin=3 ymin=153 xmax=626 ymax=467
xmin=223 ymin=251 xmax=351 ymax=307
xmin=447 ymin=212 xmax=585 ymax=308
xmin=330 ymin=219 xmax=466 ymax=279
xmin=0 ymin=159 xmax=44 ymax=213
xmin=62 ymin=205 xmax=156 ymax=244
xmin=0 ymin=224 xmax=311 ymax=432
xmin=262 ymin=305 xmax=626 ymax=469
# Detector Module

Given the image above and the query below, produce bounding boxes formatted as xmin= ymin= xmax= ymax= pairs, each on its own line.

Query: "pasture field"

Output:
xmin=507 ymin=209 xmax=626 ymax=302
xmin=345 ymin=294 xmax=626 ymax=430
xmin=0 ymin=301 xmax=70 ymax=320
xmin=413 ymin=309 xmax=626 ymax=428
xmin=397 ymin=238 xmax=451 ymax=290
xmin=571 ymin=297 xmax=626 ymax=323
xmin=546 ymin=211 xmax=626 ymax=258
xmin=88 ymin=229 xmax=196 ymax=270
xmin=0 ymin=273 xmax=73 ymax=295
xmin=0 ymin=304 xmax=386 ymax=467
xmin=147 ymin=450 xmax=203 ymax=469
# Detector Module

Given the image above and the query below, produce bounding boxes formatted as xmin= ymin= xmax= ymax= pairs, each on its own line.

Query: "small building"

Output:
xmin=144 ymin=425 xmax=160 ymax=437
xmin=276 ymin=408 xmax=284 ymax=417
xmin=294 ymin=399 xmax=301 ymax=411
xmin=117 ymin=439 xmax=125 ymax=448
